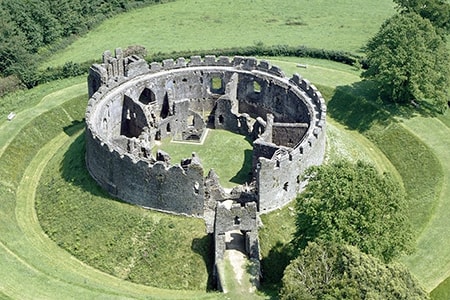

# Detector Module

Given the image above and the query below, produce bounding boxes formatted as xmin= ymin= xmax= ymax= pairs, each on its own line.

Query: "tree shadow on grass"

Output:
xmin=191 ymin=234 xmax=215 ymax=291
xmin=259 ymin=241 xmax=296 ymax=298
xmin=327 ymin=80 xmax=393 ymax=132
xmin=327 ymin=80 xmax=441 ymax=132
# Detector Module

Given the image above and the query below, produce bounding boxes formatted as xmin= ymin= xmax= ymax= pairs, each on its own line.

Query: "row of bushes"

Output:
xmin=0 ymin=44 xmax=362 ymax=98
xmin=148 ymin=43 xmax=362 ymax=67
xmin=0 ymin=43 xmax=363 ymax=99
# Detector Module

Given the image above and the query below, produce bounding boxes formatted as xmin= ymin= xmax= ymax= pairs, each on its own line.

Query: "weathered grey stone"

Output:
xmin=85 ymin=49 xmax=326 ymax=291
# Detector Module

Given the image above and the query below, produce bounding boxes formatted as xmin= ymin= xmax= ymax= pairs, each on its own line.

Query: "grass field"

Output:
xmin=400 ymin=117 xmax=450 ymax=290
xmin=1 ymin=0 xmax=450 ymax=298
xmin=36 ymin=129 xmax=213 ymax=290
xmin=41 ymin=0 xmax=394 ymax=68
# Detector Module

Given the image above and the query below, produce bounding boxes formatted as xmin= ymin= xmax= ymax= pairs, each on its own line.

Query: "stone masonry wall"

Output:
xmin=86 ymin=49 xmax=326 ymax=215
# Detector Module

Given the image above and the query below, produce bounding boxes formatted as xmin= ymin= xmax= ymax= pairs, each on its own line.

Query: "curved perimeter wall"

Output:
xmin=85 ymin=49 xmax=326 ymax=216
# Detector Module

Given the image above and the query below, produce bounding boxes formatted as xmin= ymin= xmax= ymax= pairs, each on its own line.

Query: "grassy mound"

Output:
xmin=1 ymin=38 xmax=447 ymax=298
xmin=36 ymin=130 xmax=212 ymax=290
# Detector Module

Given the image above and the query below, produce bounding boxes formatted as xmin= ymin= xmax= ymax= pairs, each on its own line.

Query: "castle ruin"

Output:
xmin=85 ymin=49 xmax=326 ymax=289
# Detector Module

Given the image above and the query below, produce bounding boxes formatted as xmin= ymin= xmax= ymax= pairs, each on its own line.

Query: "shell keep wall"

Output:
xmin=86 ymin=49 xmax=326 ymax=289
xmin=85 ymin=49 xmax=326 ymax=218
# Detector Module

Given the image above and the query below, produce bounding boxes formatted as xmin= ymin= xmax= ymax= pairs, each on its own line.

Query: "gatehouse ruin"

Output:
xmin=85 ymin=48 xmax=326 ymax=289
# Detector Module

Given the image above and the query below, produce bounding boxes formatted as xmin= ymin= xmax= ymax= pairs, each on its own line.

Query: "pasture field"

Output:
xmin=1 ymin=0 xmax=450 ymax=298
xmin=41 ymin=0 xmax=395 ymax=68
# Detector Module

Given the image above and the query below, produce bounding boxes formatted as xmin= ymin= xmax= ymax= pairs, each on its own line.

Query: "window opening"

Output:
xmin=187 ymin=115 xmax=195 ymax=126
xmin=253 ymin=81 xmax=261 ymax=93
xmin=138 ymin=88 xmax=156 ymax=105
xmin=194 ymin=181 xmax=200 ymax=194
xmin=160 ymin=93 xmax=170 ymax=119
xmin=211 ymin=76 xmax=223 ymax=91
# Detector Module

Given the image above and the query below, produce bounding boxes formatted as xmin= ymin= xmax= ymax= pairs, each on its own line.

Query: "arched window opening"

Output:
xmin=210 ymin=76 xmax=223 ymax=92
xmin=160 ymin=93 xmax=170 ymax=119
xmin=187 ymin=115 xmax=195 ymax=126
xmin=138 ymin=88 xmax=156 ymax=105
xmin=193 ymin=181 xmax=200 ymax=194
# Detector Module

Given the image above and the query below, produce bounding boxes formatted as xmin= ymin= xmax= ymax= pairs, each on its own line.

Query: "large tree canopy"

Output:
xmin=362 ymin=13 xmax=450 ymax=111
xmin=393 ymin=0 xmax=450 ymax=33
xmin=0 ymin=0 xmax=162 ymax=87
xmin=294 ymin=160 xmax=413 ymax=263
xmin=280 ymin=241 xmax=429 ymax=300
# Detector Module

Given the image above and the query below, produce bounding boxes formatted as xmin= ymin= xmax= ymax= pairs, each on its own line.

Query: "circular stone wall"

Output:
xmin=85 ymin=50 xmax=326 ymax=216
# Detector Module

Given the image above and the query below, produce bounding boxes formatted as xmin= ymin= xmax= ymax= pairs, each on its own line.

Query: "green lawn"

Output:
xmin=41 ymin=0 xmax=394 ymax=68
xmin=36 ymin=129 xmax=214 ymax=291
xmin=156 ymin=130 xmax=253 ymax=188
xmin=400 ymin=116 xmax=450 ymax=291
xmin=3 ymin=57 xmax=447 ymax=298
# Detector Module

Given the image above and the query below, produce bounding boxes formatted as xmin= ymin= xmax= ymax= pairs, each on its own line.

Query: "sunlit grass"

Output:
xmin=41 ymin=0 xmax=394 ymax=68
xmin=156 ymin=129 xmax=253 ymax=189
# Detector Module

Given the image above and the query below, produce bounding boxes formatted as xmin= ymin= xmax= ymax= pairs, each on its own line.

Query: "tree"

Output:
xmin=362 ymin=13 xmax=450 ymax=112
xmin=294 ymin=160 xmax=412 ymax=263
xmin=0 ymin=8 xmax=38 ymax=87
xmin=280 ymin=241 xmax=429 ymax=300
xmin=393 ymin=0 xmax=450 ymax=33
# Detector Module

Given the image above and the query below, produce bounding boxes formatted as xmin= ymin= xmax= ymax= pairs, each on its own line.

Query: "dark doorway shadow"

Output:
xmin=225 ymin=230 xmax=246 ymax=254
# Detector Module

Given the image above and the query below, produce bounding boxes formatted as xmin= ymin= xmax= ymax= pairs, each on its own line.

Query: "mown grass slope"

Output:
xmin=37 ymin=129 xmax=213 ymax=290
